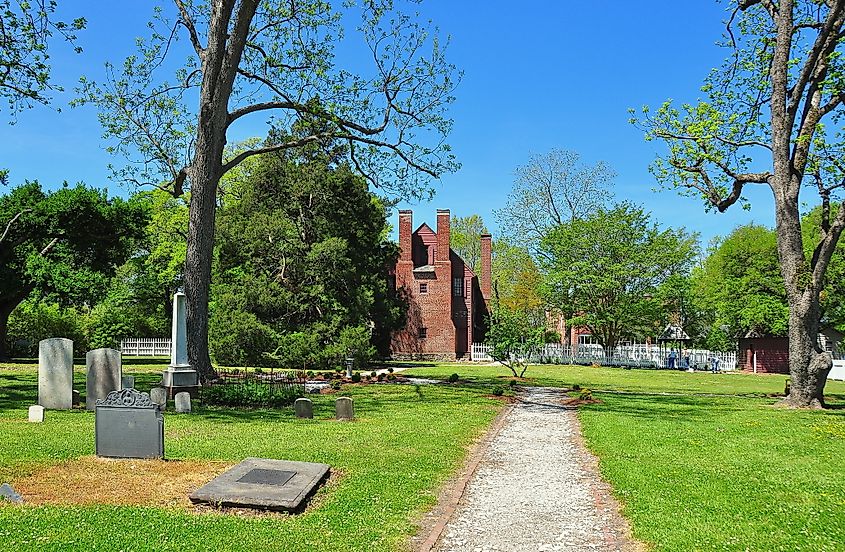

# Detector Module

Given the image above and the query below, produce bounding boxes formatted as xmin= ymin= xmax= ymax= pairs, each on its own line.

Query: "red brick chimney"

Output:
xmin=480 ymin=233 xmax=492 ymax=301
xmin=399 ymin=210 xmax=412 ymax=263
xmin=436 ymin=209 xmax=450 ymax=263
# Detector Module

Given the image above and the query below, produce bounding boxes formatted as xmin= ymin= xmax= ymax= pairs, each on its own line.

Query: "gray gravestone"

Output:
xmin=121 ymin=375 xmax=135 ymax=389
xmin=335 ymin=397 xmax=354 ymax=420
xmin=0 ymin=483 xmax=23 ymax=504
xmin=174 ymin=391 xmax=191 ymax=413
xmin=28 ymin=405 xmax=44 ymax=423
xmin=38 ymin=338 xmax=73 ymax=410
xmin=162 ymin=292 xmax=199 ymax=394
xmin=189 ymin=457 xmax=330 ymax=512
xmin=149 ymin=387 xmax=167 ymax=409
xmin=95 ymin=388 xmax=163 ymax=459
xmin=294 ymin=398 xmax=313 ymax=419
xmin=86 ymin=348 xmax=122 ymax=411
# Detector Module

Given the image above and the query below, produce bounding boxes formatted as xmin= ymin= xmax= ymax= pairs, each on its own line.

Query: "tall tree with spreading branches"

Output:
xmin=78 ymin=0 xmax=459 ymax=383
xmin=635 ymin=0 xmax=845 ymax=408
xmin=493 ymin=149 xmax=615 ymax=254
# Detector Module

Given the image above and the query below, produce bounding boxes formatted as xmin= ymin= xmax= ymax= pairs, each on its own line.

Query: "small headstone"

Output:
xmin=38 ymin=337 xmax=74 ymax=410
xmin=0 ymin=483 xmax=23 ymax=504
xmin=175 ymin=391 xmax=191 ymax=413
xmin=28 ymin=405 xmax=44 ymax=423
xmin=121 ymin=375 xmax=135 ymax=389
xmin=95 ymin=388 xmax=163 ymax=459
xmin=149 ymin=387 xmax=167 ymax=409
xmin=294 ymin=398 xmax=313 ymax=419
xmin=72 ymin=389 xmax=81 ymax=406
xmin=335 ymin=397 xmax=354 ymax=420
xmin=86 ymin=348 xmax=122 ymax=411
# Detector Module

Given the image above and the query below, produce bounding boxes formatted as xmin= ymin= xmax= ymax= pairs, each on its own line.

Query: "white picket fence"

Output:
xmin=470 ymin=342 xmax=738 ymax=370
xmin=120 ymin=337 xmax=171 ymax=356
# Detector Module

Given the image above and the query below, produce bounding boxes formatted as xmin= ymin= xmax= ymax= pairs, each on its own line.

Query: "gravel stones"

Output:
xmin=435 ymin=388 xmax=635 ymax=552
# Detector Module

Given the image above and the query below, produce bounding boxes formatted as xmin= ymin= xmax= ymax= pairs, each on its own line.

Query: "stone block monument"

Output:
xmin=95 ymin=388 xmax=164 ymax=459
xmin=335 ymin=397 xmax=354 ymax=420
xmin=174 ymin=391 xmax=191 ymax=413
xmin=38 ymin=338 xmax=73 ymax=410
xmin=294 ymin=398 xmax=313 ymax=419
xmin=161 ymin=292 xmax=198 ymax=398
xmin=28 ymin=405 xmax=44 ymax=423
xmin=86 ymin=348 xmax=122 ymax=411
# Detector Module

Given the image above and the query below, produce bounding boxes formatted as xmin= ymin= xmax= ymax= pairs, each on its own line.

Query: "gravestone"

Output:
xmin=28 ymin=405 xmax=44 ymax=423
xmin=174 ymin=392 xmax=191 ymax=413
xmin=189 ymin=457 xmax=330 ymax=512
xmin=0 ymin=483 xmax=23 ymax=504
xmin=121 ymin=375 xmax=135 ymax=389
xmin=95 ymin=388 xmax=164 ymax=459
xmin=86 ymin=348 xmax=122 ymax=411
xmin=149 ymin=387 xmax=167 ymax=409
xmin=294 ymin=398 xmax=313 ymax=419
xmin=335 ymin=397 xmax=354 ymax=420
xmin=162 ymin=292 xmax=198 ymax=397
xmin=72 ymin=389 xmax=81 ymax=406
xmin=38 ymin=338 xmax=73 ymax=410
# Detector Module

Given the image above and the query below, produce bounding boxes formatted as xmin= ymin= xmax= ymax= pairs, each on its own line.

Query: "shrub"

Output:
xmin=447 ymin=373 xmax=459 ymax=383
xmin=376 ymin=373 xmax=385 ymax=382
xmin=331 ymin=380 xmax=343 ymax=390
xmin=351 ymin=372 xmax=362 ymax=383
xmin=572 ymin=384 xmax=581 ymax=391
xmin=492 ymin=386 xmax=504 ymax=396
xmin=387 ymin=367 xmax=394 ymax=373
xmin=508 ymin=379 xmax=517 ymax=387
xmin=209 ymin=308 xmax=278 ymax=367
xmin=306 ymin=370 xmax=315 ymax=378
xmin=370 ymin=371 xmax=377 ymax=378
xmin=201 ymin=382 xmax=302 ymax=408
xmin=579 ymin=388 xmax=593 ymax=401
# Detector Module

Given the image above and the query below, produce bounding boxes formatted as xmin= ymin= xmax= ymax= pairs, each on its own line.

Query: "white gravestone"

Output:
xmin=175 ymin=391 xmax=191 ymax=413
xmin=86 ymin=348 xmax=122 ymax=411
xmin=28 ymin=405 xmax=44 ymax=423
xmin=38 ymin=338 xmax=73 ymax=410
xmin=162 ymin=292 xmax=198 ymax=393
xmin=149 ymin=387 xmax=167 ymax=409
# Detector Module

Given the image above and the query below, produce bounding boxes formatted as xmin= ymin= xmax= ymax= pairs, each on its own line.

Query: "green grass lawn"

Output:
xmin=0 ymin=361 xmax=501 ymax=552
xmin=407 ymin=362 xmax=845 ymax=551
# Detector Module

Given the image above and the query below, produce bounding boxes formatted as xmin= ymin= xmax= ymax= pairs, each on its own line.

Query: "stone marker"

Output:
xmin=86 ymin=348 xmax=122 ymax=411
xmin=189 ymin=457 xmax=330 ymax=513
xmin=175 ymin=391 xmax=191 ymax=413
xmin=95 ymin=388 xmax=163 ymax=459
xmin=121 ymin=375 xmax=135 ymax=389
xmin=162 ymin=292 xmax=199 ymax=396
xmin=38 ymin=338 xmax=73 ymax=410
xmin=0 ymin=483 xmax=23 ymax=504
xmin=149 ymin=387 xmax=167 ymax=409
xmin=294 ymin=398 xmax=313 ymax=419
xmin=28 ymin=405 xmax=44 ymax=423
xmin=335 ymin=397 xmax=354 ymax=420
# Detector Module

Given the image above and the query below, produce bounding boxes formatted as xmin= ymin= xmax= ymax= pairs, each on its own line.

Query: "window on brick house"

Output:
xmin=452 ymin=277 xmax=463 ymax=297
xmin=419 ymin=282 xmax=428 ymax=294
xmin=418 ymin=327 xmax=427 ymax=339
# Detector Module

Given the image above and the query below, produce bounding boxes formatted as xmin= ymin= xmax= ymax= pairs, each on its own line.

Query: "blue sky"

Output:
xmin=0 ymin=1 xmax=781 ymax=246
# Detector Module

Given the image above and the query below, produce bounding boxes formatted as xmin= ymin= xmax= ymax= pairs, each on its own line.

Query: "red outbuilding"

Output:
xmin=390 ymin=209 xmax=491 ymax=360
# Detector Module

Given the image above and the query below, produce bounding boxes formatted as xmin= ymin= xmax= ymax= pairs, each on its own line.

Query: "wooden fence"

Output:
xmin=119 ymin=338 xmax=171 ymax=356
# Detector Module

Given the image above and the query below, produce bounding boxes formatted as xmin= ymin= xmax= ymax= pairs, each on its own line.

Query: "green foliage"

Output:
xmin=487 ymin=305 xmax=546 ymax=378
xmin=6 ymin=300 xmax=85 ymax=356
xmin=449 ymin=214 xmax=488 ymax=274
xmin=447 ymin=373 xmax=459 ymax=383
xmin=491 ymin=240 xmax=544 ymax=321
xmin=541 ymin=203 xmax=697 ymax=350
xmin=201 ymin=381 xmax=303 ymax=409
xmin=351 ymin=372 xmax=361 ymax=383
xmin=491 ymin=385 xmax=504 ymax=396
xmin=210 ymin=150 xmax=404 ymax=369
xmin=578 ymin=388 xmax=593 ymax=401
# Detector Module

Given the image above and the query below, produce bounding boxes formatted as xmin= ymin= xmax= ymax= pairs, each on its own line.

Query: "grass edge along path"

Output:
xmin=0 ymin=371 xmax=502 ymax=552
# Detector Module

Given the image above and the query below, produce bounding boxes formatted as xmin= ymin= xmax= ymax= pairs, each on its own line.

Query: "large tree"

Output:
xmin=0 ymin=182 xmax=147 ymax=358
xmin=449 ymin=214 xmax=487 ymax=275
xmin=636 ymin=0 xmax=845 ymax=407
xmin=494 ymin=149 xmax=615 ymax=253
xmin=79 ymin=1 xmax=458 ymax=382
xmin=540 ymin=203 xmax=697 ymax=352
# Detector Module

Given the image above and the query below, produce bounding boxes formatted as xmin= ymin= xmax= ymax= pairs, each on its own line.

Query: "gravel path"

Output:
xmin=434 ymin=388 xmax=636 ymax=552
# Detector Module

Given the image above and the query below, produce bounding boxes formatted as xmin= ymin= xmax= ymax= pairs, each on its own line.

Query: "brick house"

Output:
xmin=390 ymin=209 xmax=491 ymax=359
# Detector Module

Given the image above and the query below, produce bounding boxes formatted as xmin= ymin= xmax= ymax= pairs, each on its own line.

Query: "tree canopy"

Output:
xmin=541 ymin=203 xmax=698 ymax=352
xmin=449 ymin=214 xmax=487 ymax=275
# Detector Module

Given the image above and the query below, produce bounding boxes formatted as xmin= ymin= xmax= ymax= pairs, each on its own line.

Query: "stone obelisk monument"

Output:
xmin=161 ymin=292 xmax=199 ymax=397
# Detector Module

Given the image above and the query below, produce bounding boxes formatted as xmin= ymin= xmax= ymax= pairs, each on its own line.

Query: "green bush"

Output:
xmin=201 ymin=382 xmax=303 ymax=408
xmin=7 ymin=300 xmax=88 ymax=356
xmin=579 ymin=388 xmax=593 ymax=401
xmin=331 ymin=380 xmax=343 ymax=390
xmin=387 ymin=367 xmax=394 ymax=373
xmin=209 ymin=308 xmax=278 ymax=367
xmin=351 ymin=372 xmax=361 ymax=383
xmin=376 ymin=373 xmax=385 ymax=382
xmin=492 ymin=386 xmax=504 ymax=396
xmin=447 ymin=373 xmax=459 ymax=383
xmin=370 ymin=371 xmax=377 ymax=378
xmin=572 ymin=384 xmax=581 ymax=391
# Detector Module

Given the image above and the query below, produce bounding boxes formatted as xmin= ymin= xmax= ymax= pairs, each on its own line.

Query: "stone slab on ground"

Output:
xmin=189 ymin=457 xmax=329 ymax=513
xmin=433 ymin=388 xmax=637 ymax=552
